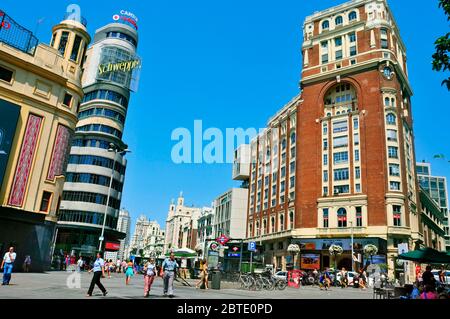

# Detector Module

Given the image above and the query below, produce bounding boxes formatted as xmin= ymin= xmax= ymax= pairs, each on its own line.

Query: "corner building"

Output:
xmin=246 ymin=0 xmax=422 ymax=277
xmin=55 ymin=17 xmax=140 ymax=257
xmin=0 ymin=12 xmax=90 ymax=270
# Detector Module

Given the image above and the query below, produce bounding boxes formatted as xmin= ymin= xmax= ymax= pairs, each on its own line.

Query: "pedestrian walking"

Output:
xmin=77 ymin=257 xmax=84 ymax=272
xmin=23 ymin=255 xmax=32 ymax=273
xmin=339 ymin=267 xmax=348 ymax=288
xmin=1 ymin=247 xmax=16 ymax=285
xmin=125 ymin=260 xmax=134 ymax=285
xmin=319 ymin=267 xmax=331 ymax=290
xmin=422 ymin=265 xmax=436 ymax=289
xmin=438 ymin=266 xmax=447 ymax=286
xmin=86 ymin=252 xmax=108 ymax=297
xmin=162 ymin=253 xmax=179 ymax=298
xmin=143 ymin=258 xmax=157 ymax=297
xmin=116 ymin=259 xmax=121 ymax=273
xmin=195 ymin=259 xmax=209 ymax=289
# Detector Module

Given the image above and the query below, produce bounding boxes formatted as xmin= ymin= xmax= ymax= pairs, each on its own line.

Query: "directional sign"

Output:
xmin=216 ymin=234 xmax=230 ymax=245
xmin=248 ymin=242 xmax=257 ymax=252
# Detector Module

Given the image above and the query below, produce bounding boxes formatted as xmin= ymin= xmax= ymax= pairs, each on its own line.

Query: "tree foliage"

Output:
xmin=432 ymin=0 xmax=450 ymax=90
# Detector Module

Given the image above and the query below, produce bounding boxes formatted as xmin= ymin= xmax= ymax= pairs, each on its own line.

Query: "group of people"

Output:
xmin=410 ymin=265 xmax=448 ymax=299
xmin=317 ymin=267 xmax=368 ymax=290
xmin=87 ymin=252 xmax=181 ymax=298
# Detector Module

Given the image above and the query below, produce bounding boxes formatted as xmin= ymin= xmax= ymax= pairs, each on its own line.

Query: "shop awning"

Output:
xmin=165 ymin=248 xmax=197 ymax=258
xmin=398 ymin=247 xmax=450 ymax=264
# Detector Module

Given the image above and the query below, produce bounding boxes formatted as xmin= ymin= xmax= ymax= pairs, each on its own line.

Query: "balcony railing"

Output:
xmin=0 ymin=10 xmax=39 ymax=56
xmin=318 ymin=226 xmax=366 ymax=235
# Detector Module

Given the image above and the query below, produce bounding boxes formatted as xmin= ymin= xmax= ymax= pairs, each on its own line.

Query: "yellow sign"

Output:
xmin=98 ymin=59 xmax=140 ymax=75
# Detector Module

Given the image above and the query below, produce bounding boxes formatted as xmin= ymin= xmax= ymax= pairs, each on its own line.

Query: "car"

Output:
xmin=432 ymin=269 xmax=450 ymax=284
xmin=336 ymin=271 xmax=358 ymax=286
xmin=274 ymin=271 xmax=288 ymax=282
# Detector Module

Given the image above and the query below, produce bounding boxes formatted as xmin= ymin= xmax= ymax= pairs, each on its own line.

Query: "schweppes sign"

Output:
xmin=98 ymin=59 xmax=141 ymax=75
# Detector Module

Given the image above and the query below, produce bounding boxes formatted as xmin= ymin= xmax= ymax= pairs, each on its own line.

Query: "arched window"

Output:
xmin=335 ymin=16 xmax=343 ymax=26
xmin=263 ymin=219 xmax=267 ymax=235
xmin=281 ymin=138 xmax=287 ymax=151
xmin=349 ymin=11 xmax=357 ymax=21
xmin=280 ymin=214 xmax=285 ymax=231
xmin=386 ymin=113 xmax=396 ymax=125
xmin=326 ymin=112 xmax=331 ymax=117
xmin=289 ymin=211 xmax=294 ymax=229
xmin=384 ymin=97 xmax=390 ymax=107
xmin=391 ymin=98 xmax=396 ymax=107
xmin=337 ymin=208 xmax=347 ymax=227
xmin=290 ymin=132 xmax=296 ymax=144
xmin=256 ymin=221 xmax=260 ymax=236
xmin=249 ymin=223 xmax=253 ymax=236
xmin=322 ymin=20 xmax=330 ymax=30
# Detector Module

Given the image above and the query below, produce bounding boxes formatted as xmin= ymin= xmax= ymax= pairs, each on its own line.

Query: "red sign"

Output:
xmin=288 ymin=270 xmax=302 ymax=289
xmin=216 ymin=234 xmax=230 ymax=245
xmin=232 ymin=246 xmax=239 ymax=252
xmin=105 ymin=242 xmax=120 ymax=251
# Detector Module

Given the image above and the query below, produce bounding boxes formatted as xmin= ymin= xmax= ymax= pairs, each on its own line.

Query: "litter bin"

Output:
xmin=211 ymin=271 xmax=221 ymax=290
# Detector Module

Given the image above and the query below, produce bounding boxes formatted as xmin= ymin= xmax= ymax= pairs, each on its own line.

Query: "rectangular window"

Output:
xmin=323 ymin=208 xmax=329 ymax=228
xmin=323 ymin=154 xmax=328 ymax=165
xmin=353 ymin=118 xmax=359 ymax=129
xmin=323 ymin=139 xmax=328 ymax=150
xmin=323 ymin=170 xmax=328 ymax=182
xmin=355 ymin=166 xmax=361 ymax=179
xmin=350 ymin=46 xmax=357 ymax=56
xmin=290 ymin=161 xmax=295 ymax=172
xmin=354 ymin=133 xmax=359 ymax=145
xmin=349 ymin=32 xmax=356 ymax=43
xmin=335 ymin=37 xmax=342 ymax=46
xmin=63 ymin=93 xmax=73 ymax=107
xmin=335 ymin=50 xmax=343 ymax=60
xmin=70 ymin=35 xmax=82 ymax=62
xmin=334 ymin=185 xmax=350 ymax=194
xmin=323 ymin=123 xmax=328 ymax=134
xmin=333 ymin=136 xmax=348 ymax=148
xmin=334 ymin=168 xmax=349 ymax=181
xmin=58 ymin=31 xmax=70 ymax=56
xmin=322 ymin=54 xmax=329 ymax=64
xmin=356 ymin=207 xmax=362 ymax=227
xmin=388 ymin=146 xmax=398 ymax=159
xmin=381 ymin=39 xmax=388 ymax=49
xmin=40 ymin=191 xmax=52 ymax=212
xmin=290 ymin=176 xmax=295 ymax=188
xmin=389 ymin=164 xmax=400 ymax=176
xmin=0 ymin=66 xmax=13 ymax=83
xmin=333 ymin=120 xmax=348 ymax=133
xmin=387 ymin=129 xmax=397 ymax=141
xmin=281 ymin=166 xmax=286 ymax=178
xmin=355 ymin=149 xmax=360 ymax=161
xmin=355 ymin=184 xmax=361 ymax=193
xmin=280 ymin=181 xmax=285 ymax=193
xmin=323 ymin=187 xmax=328 ymax=195
xmin=333 ymin=151 xmax=349 ymax=164
xmin=390 ymin=181 xmax=401 ymax=191
xmin=393 ymin=205 xmax=401 ymax=226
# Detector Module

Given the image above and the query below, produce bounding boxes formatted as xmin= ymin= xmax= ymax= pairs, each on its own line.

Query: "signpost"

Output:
xmin=248 ymin=242 xmax=256 ymax=273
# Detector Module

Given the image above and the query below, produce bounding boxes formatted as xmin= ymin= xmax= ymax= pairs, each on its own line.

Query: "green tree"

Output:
xmin=432 ymin=0 xmax=450 ymax=90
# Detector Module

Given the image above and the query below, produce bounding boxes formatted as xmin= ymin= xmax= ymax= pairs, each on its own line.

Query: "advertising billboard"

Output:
xmin=0 ymin=98 xmax=20 ymax=189
xmin=300 ymin=254 xmax=321 ymax=270
xmin=105 ymin=241 xmax=121 ymax=251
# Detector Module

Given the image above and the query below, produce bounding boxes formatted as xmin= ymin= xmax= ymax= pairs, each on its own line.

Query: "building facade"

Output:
xmin=196 ymin=207 xmax=215 ymax=257
xmin=243 ymin=0 xmax=422 ymax=277
xmin=117 ymin=208 xmax=131 ymax=260
xmin=0 ymin=11 xmax=90 ymax=271
xmin=419 ymin=186 xmax=446 ymax=252
xmin=213 ymin=188 xmax=249 ymax=240
xmin=163 ymin=193 xmax=204 ymax=253
xmin=416 ymin=162 xmax=449 ymax=251
xmin=55 ymin=13 xmax=140 ymax=257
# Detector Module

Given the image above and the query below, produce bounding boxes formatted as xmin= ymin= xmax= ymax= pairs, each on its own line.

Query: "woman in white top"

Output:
xmin=143 ymin=258 xmax=156 ymax=297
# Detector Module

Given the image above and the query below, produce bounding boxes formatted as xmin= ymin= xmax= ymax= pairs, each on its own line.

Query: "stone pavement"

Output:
xmin=0 ymin=271 xmax=373 ymax=299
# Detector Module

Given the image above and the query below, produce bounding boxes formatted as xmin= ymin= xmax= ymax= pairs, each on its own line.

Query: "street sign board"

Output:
xmin=216 ymin=234 xmax=230 ymax=245
xmin=209 ymin=241 xmax=219 ymax=251
xmin=248 ymin=242 xmax=257 ymax=252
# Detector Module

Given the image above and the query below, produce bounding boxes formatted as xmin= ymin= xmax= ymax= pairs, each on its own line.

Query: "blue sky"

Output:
xmin=2 ymin=0 xmax=449 ymax=233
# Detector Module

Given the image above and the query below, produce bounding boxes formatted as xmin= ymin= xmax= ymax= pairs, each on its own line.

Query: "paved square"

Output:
xmin=0 ymin=271 xmax=373 ymax=299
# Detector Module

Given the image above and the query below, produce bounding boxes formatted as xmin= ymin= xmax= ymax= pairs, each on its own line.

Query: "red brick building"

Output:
xmin=244 ymin=0 xmax=422 ymax=277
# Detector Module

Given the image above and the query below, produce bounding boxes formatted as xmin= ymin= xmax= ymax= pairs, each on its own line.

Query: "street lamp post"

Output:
xmin=350 ymin=221 xmax=354 ymax=272
xmin=98 ymin=143 xmax=130 ymax=252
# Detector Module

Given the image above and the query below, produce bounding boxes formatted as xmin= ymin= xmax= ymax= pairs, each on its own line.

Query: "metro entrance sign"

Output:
xmin=216 ymin=234 xmax=230 ymax=246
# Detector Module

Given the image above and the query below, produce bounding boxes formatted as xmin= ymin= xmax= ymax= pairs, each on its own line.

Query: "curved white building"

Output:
xmin=55 ymin=15 xmax=140 ymax=258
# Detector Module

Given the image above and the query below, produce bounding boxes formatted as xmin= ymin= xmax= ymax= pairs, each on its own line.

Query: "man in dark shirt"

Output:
xmin=422 ymin=266 xmax=435 ymax=288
